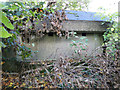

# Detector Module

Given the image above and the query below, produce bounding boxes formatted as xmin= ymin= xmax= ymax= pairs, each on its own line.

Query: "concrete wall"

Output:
xmin=19 ymin=19 xmax=108 ymax=32
xmin=24 ymin=33 xmax=103 ymax=60
xmin=18 ymin=20 xmax=107 ymax=60
xmin=62 ymin=20 xmax=108 ymax=32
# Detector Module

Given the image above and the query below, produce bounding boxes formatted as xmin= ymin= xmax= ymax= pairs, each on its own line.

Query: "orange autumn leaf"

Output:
xmin=1 ymin=61 xmax=5 ymax=65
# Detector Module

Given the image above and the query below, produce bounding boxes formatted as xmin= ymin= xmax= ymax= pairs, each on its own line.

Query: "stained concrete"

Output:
xmin=24 ymin=33 xmax=103 ymax=60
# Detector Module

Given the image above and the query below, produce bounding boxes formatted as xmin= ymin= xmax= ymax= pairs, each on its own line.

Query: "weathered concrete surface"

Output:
xmin=21 ymin=20 xmax=106 ymax=59
xmin=62 ymin=20 xmax=108 ymax=32
xmin=19 ymin=20 xmax=108 ymax=32
xmin=16 ymin=20 xmax=107 ymax=60
xmin=24 ymin=33 xmax=103 ymax=60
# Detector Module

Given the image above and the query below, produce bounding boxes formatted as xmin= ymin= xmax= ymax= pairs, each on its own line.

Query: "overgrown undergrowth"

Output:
xmin=2 ymin=47 xmax=120 ymax=89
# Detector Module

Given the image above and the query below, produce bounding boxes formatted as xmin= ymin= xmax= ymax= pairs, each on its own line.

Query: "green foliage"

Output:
xmin=0 ymin=11 xmax=14 ymax=30
xmin=1 ymin=1 xmax=90 ymax=60
xmin=7 ymin=4 xmax=18 ymax=11
xmin=0 ymin=41 xmax=6 ymax=52
xmin=56 ymin=0 xmax=90 ymax=10
xmin=0 ymin=10 xmax=13 ymax=39
xmin=0 ymin=8 xmax=13 ymax=51
xmin=0 ymin=2 xmax=33 ymax=58
xmin=70 ymin=33 xmax=88 ymax=56
xmin=102 ymin=12 xmax=119 ymax=57
xmin=0 ymin=27 xmax=12 ymax=38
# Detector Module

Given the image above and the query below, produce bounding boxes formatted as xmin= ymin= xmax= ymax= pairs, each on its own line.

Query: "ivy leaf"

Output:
xmin=0 ymin=26 xmax=12 ymax=38
xmin=36 ymin=22 xmax=39 ymax=24
xmin=0 ymin=41 xmax=6 ymax=48
xmin=39 ymin=2 xmax=45 ymax=6
xmin=85 ymin=39 xmax=88 ymax=42
xmin=32 ymin=43 xmax=35 ymax=47
xmin=72 ymin=40 xmax=76 ymax=43
xmin=37 ymin=15 xmax=41 ymax=20
xmin=7 ymin=4 xmax=18 ymax=11
xmin=115 ymin=38 xmax=118 ymax=41
xmin=0 ymin=11 xmax=14 ymax=30
xmin=70 ymin=44 xmax=73 ymax=47
xmin=29 ymin=10 xmax=35 ymax=17
xmin=75 ymin=36 xmax=79 ymax=38
xmin=74 ymin=50 xmax=77 ymax=53
xmin=111 ymin=28 xmax=114 ymax=31
xmin=74 ymin=32 xmax=77 ymax=34
xmin=0 ymin=41 xmax=6 ymax=52
xmin=0 ymin=2 xmax=8 ymax=9
xmin=80 ymin=36 xmax=86 ymax=40
xmin=82 ymin=48 xmax=86 ymax=50
xmin=17 ymin=2 xmax=25 ymax=8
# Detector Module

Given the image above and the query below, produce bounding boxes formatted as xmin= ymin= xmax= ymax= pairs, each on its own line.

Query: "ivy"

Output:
xmin=0 ymin=11 xmax=14 ymax=30
xmin=101 ymin=12 xmax=120 ymax=58
xmin=0 ymin=27 xmax=12 ymax=38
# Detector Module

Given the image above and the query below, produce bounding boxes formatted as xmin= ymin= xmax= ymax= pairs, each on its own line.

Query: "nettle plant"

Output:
xmin=70 ymin=32 xmax=88 ymax=57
